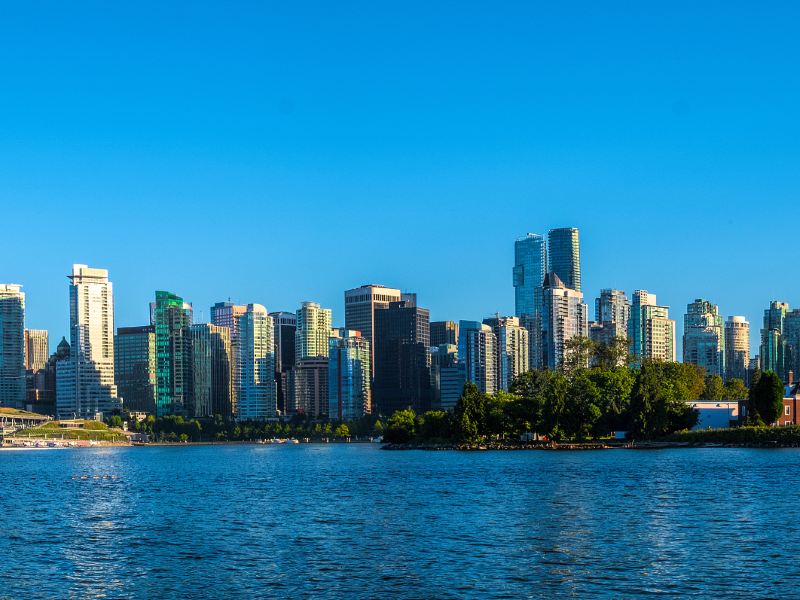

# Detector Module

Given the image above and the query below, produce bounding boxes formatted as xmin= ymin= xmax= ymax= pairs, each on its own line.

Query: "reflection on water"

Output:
xmin=1 ymin=445 xmax=798 ymax=599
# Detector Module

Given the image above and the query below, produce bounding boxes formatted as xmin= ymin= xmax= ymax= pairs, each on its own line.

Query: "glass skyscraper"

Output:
xmin=153 ymin=291 xmax=193 ymax=417
xmin=513 ymin=233 xmax=547 ymax=318
xmin=547 ymin=228 xmax=581 ymax=292
xmin=328 ymin=329 xmax=371 ymax=421
xmin=114 ymin=325 xmax=156 ymax=414
xmin=0 ymin=284 xmax=26 ymax=408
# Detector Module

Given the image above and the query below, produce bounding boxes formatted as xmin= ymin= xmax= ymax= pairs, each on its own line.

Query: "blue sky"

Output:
xmin=2 ymin=1 xmax=798 ymax=355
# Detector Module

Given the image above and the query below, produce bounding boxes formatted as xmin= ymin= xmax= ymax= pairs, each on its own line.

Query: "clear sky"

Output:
xmin=2 ymin=2 xmax=798 ymax=356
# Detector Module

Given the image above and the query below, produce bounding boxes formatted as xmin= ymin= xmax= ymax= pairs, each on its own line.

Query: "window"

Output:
xmin=786 ymin=406 xmax=791 ymax=416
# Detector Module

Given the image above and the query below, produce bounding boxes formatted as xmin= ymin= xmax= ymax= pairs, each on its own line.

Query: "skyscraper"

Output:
xmin=458 ymin=321 xmax=498 ymax=394
xmin=483 ymin=316 xmax=529 ymax=391
xmin=430 ymin=344 xmax=465 ymax=411
xmin=547 ymin=228 xmax=581 ymax=292
xmin=725 ymin=316 xmax=750 ymax=383
xmin=344 ymin=284 xmax=401 ymax=377
xmin=513 ymin=233 xmax=547 ymax=317
xmin=541 ymin=273 xmax=589 ymax=370
xmin=292 ymin=358 xmax=328 ymax=418
xmin=373 ymin=298 xmax=432 ymax=415
xmin=211 ymin=301 xmax=248 ymax=414
xmin=783 ymin=310 xmax=800 ymax=384
xmin=760 ymin=301 xmax=789 ymax=380
xmin=683 ymin=299 xmax=725 ymax=378
xmin=328 ymin=329 xmax=371 ymax=421
xmin=590 ymin=289 xmax=630 ymax=346
xmin=114 ymin=325 xmax=156 ymax=414
xmin=235 ymin=304 xmax=276 ymax=420
xmin=270 ymin=311 xmax=296 ymax=414
xmin=0 ymin=284 xmax=26 ymax=408
xmin=191 ymin=323 xmax=233 ymax=418
xmin=295 ymin=301 xmax=333 ymax=361
xmin=430 ymin=321 xmax=459 ymax=347
xmin=153 ymin=291 xmax=193 ymax=417
xmin=629 ymin=290 xmax=676 ymax=363
xmin=56 ymin=265 xmax=120 ymax=419
xmin=24 ymin=329 xmax=49 ymax=371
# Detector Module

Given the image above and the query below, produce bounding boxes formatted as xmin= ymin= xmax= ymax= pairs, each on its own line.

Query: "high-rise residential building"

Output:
xmin=430 ymin=344 xmax=466 ymax=411
xmin=344 ymin=284 xmax=402 ymax=378
xmin=39 ymin=337 xmax=70 ymax=415
xmin=483 ymin=316 xmax=529 ymax=391
xmin=760 ymin=301 xmax=789 ymax=380
xmin=458 ymin=321 xmax=498 ymax=394
xmin=56 ymin=265 xmax=120 ymax=419
xmin=211 ymin=301 xmax=247 ymax=414
xmin=430 ymin=321 xmax=459 ymax=348
xmin=295 ymin=302 xmax=332 ymax=361
xmin=24 ymin=329 xmax=49 ymax=410
xmin=24 ymin=329 xmax=49 ymax=371
xmin=513 ymin=233 xmax=547 ymax=318
xmin=114 ymin=325 xmax=156 ymax=414
xmin=725 ymin=316 xmax=750 ymax=383
xmin=374 ymin=298 xmax=432 ymax=415
xmin=520 ymin=313 xmax=543 ymax=371
xmin=541 ymin=273 xmax=589 ymax=370
xmin=783 ymin=310 xmax=800 ymax=384
xmin=191 ymin=323 xmax=233 ymax=418
xmin=628 ymin=290 xmax=676 ymax=363
xmin=683 ymin=299 xmax=725 ymax=378
xmin=590 ymin=289 xmax=630 ymax=346
xmin=0 ymin=284 xmax=26 ymax=408
xmin=328 ymin=329 xmax=371 ymax=421
xmin=270 ymin=311 xmax=296 ymax=414
xmin=152 ymin=291 xmax=193 ymax=417
xmin=292 ymin=358 xmax=328 ymax=418
xmin=547 ymin=228 xmax=581 ymax=292
xmin=235 ymin=304 xmax=276 ymax=420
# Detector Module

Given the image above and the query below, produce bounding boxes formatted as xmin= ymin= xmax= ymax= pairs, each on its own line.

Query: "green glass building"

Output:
xmin=153 ymin=291 xmax=193 ymax=417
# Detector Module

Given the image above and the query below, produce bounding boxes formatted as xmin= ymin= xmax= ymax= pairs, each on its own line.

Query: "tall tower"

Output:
xmin=513 ymin=233 xmax=547 ymax=318
xmin=483 ymin=316 xmax=529 ymax=391
xmin=458 ymin=321 xmax=498 ymax=394
xmin=57 ymin=265 xmax=119 ymax=419
xmin=541 ymin=273 xmax=589 ymax=370
xmin=725 ymin=316 xmax=750 ymax=383
xmin=190 ymin=323 xmax=233 ymax=418
xmin=295 ymin=301 xmax=333 ymax=361
xmin=152 ymin=291 xmax=193 ymax=417
xmin=328 ymin=329 xmax=371 ymax=421
xmin=0 ymin=284 xmax=26 ymax=408
xmin=547 ymin=228 xmax=581 ymax=292
xmin=760 ymin=301 xmax=789 ymax=380
xmin=344 ymin=284 xmax=401 ymax=377
xmin=235 ymin=304 xmax=276 ymax=420
xmin=683 ymin=299 xmax=725 ymax=378
xmin=211 ymin=301 xmax=247 ymax=415
xmin=114 ymin=325 xmax=156 ymax=414
xmin=628 ymin=290 xmax=676 ymax=364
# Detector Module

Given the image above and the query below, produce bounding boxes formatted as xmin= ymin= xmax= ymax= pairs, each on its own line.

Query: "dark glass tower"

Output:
xmin=547 ymin=228 xmax=581 ymax=292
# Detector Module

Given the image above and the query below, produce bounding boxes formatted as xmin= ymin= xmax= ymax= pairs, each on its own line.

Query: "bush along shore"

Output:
xmin=380 ymin=339 xmax=789 ymax=451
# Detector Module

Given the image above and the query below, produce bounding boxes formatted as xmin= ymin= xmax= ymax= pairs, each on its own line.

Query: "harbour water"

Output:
xmin=1 ymin=444 xmax=797 ymax=599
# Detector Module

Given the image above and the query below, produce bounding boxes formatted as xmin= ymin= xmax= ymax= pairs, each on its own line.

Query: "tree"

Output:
xmin=629 ymin=362 xmax=698 ymax=439
xmin=723 ymin=378 xmax=748 ymax=402
xmin=701 ymin=375 xmax=725 ymax=401
xmin=564 ymin=370 xmax=602 ymax=440
xmin=749 ymin=371 xmax=784 ymax=425
xmin=509 ymin=370 xmax=550 ymax=436
xmin=594 ymin=337 xmax=632 ymax=369
xmin=562 ymin=337 xmax=596 ymax=376
xmin=334 ymin=424 xmax=351 ymax=438
xmin=453 ymin=384 xmax=486 ymax=442
xmin=383 ymin=409 xmax=417 ymax=443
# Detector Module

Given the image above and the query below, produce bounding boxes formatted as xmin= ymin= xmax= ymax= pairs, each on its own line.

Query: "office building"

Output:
xmin=547 ymin=228 xmax=581 ymax=292
xmin=683 ymin=299 xmax=725 ymax=377
xmin=328 ymin=329 xmax=371 ymax=421
xmin=760 ymin=301 xmax=789 ymax=380
xmin=783 ymin=310 xmax=800 ymax=384
xmin=0 ymin=284 xmax=26 ymax=408
xmin=114 ymin=325 xmax=156 ymax=414
xmin=430 ymin=344 xmax=465 ymax=410
xmin=541 ymin=273 xmax=589 ymax=370
xmin=628 ymin=290 xmax=676 ymax=363
xmin=295 ymin=301 xmax=332 ymax=361
xmin=513 ymin=233 xmax=547 ymax=318
xmin=24 ymin=329 xmax=49 ymax=371
xmin=270 ymin=311 xmax=296 ymax=413
xmin=590 ymin=289 xmax=630 ymax=346
xmin=153 ymin=291 xmax=193 ymax=417
xmin=191 ymin=323 xmax=233 ymax=418
xmin=234 ymin=304 xmax=275 ymax=420
xmin=211 ymin=301 xmax=247 ymax=411
xmin=483 ymin=316 xmax=529 ymax=391
xmin=344 ymin=284 xmax=402 ymax=377
xmin=292 ymin=358 xmax=328 ymax=418
xmin=56 ymin=265 xmax=120 ymax=419
xmin=430 ymin=321 xmax=459 ymax=348
xmin=458 ymin=321 xmax=498 ymax=394
xmin=725 ymin=316 xmax=750 ymax=383
xmin=23 ymin=329 xmax=49 ymax=410
xmin=374 ymin=298 xmax=432 ymax=415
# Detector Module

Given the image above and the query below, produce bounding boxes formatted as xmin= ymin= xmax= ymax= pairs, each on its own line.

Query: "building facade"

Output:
xmin=725 ymin=316 xmax=750 ymax=384
xmin=191 ymin=323 xmax=233 ymax=418
xmin=760 ymin=301 xmax=790 ymax=381
xmin=235 ymin=304 xmax=276 ymax=420
xmin=513 ymin=233 xmax=547 ymax=318
xmin=431 ymin=344 xmax=465 ymax=411
xmin=56 ymin=265 xmax=120 ymax=419
xmin=590 ymin=289 xmax=630 ymax=347
xmin=683 ymin=299 xmax=725 ymax=378
xmin=344 ymin=284 xmax=401 ymax=378
xmin=483 ymin=316 xmax=529 ymax=391
xmin=547 ymin=228 xmax=581 ymax=292
xmin=541 ymin=273 xmax=589 ymax=370
xmin=328 ymin=329 xmax=371 ymax=421
xmin=153 ymin=291 xmax=193 ymax=417
xmin=0 ymin=284 xmax=26 ymax=408
xmin=430 ymin=321 xmax=459 ymax=348
xmin=295 ymin=301 xmax=332 ymax=361
xmin=292 ymin=358 xmax=329 ymax=418
xmin=629 ymin=290 xmax=676 ymax=363
xmin=114 ymin=325 xmax=156 ymax=414
xmin=458 ymin=321 xmax=498 ymax=394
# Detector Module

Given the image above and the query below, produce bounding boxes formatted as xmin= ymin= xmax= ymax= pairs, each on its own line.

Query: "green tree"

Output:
xmin=334 ymin=424 xmax=351 ymax=438
xmin=587 ymin=367 xmax=635 ymax=435
xmin=749 ymin=370 xmax=784 ymax=425
xmin=453 ymin=384 xmax=486 ymax=442
xmin=384 ymin=409 xmax=417 ymax=443
xmin=561 ymin=337 xmax=595 ymax=376
xmin=509 ymin=370 xmax=550 ymax=436
xmin=594 ymin=337 xmax=633 ymax=369
xmin=629 ymin=362 xmax=698 ymax=439
xmin=723 ymin=378 xmax=749 ymax=402
xmin=701 ymin=375 xmax=726 ymax=401
xmin=542 ymin=371 xmax=569 ymax=440
xmin=417 ymin=411 xmax=452 ymax=440
xmin=563 ymin=370 xmax=602 ymax=440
